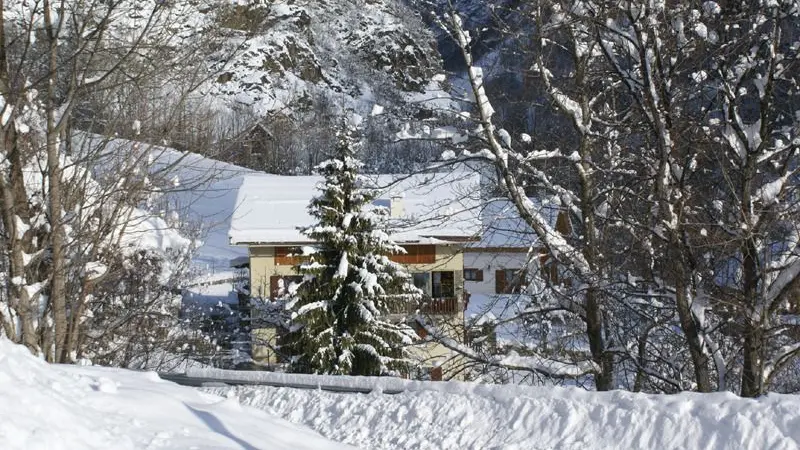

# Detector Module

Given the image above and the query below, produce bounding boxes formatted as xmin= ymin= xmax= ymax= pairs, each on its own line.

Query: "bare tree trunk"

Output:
xmin=740 ymin=207 xmax=764 ymax=397
xmin=674 ymin=279 xmax=712 ymax=392
xmin=0 ymin=0 xmax=41 ymax=353
xmin=43 ymin=0 xmax=68 ymax=362
xmin=741 ymin=326 xmax=764 ymax=397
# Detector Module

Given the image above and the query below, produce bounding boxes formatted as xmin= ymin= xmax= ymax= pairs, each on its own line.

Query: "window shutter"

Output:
xmin=269 ymin=275 xmax=282 ymax=299
xmin=495 ymin=270 xmax=506 ymax=294
xmin=476 ymin=269 xmax=484 ymax=282
xmin=413 ymin=321 xmax=428 ymax=339
xmin=430 ymin=366 xmax=443 ymax=381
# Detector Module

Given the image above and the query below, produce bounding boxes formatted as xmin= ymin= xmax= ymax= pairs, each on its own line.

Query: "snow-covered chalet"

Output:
xmin=229 ymin=170 xmax=482 ymax=380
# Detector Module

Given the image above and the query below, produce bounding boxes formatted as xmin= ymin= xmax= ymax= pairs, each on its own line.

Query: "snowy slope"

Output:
xmin=0 ymin=339 xmax=350 ymax=450
xmin=148 ymin=144 xmax=253 ymax=271
xmin=209 ymin=381 xmax=800 ymax=450
xmin=77 ymin=133 xmax=252 ymax=273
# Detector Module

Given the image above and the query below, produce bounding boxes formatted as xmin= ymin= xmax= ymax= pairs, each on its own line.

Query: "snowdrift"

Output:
xmin=209 ymin=379 xmax=800 ymax=450
xmin=0 ymin=339 xmax=349 ymax=450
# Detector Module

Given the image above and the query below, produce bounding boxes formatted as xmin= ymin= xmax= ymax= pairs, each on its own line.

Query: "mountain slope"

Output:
xmin=207 ymin=0 xmax=448 ymax=119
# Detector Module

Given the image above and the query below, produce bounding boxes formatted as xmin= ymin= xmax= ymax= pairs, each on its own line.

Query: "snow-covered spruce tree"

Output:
xmin=286 ymin=125 xmax=419 ymax=376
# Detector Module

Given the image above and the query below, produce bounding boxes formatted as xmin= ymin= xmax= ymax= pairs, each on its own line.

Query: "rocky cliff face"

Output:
xmin=68 ymin=0 xmax=457 ymax=173
xmin=206 ymin=0 xmax=448 ymax=120
xmin=184 ymin=0 xmax=457 ymax=174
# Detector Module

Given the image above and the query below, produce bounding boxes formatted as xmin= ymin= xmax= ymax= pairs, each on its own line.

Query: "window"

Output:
xmin=464 ymin=268 xmax=484 ymax=282
xmin=432 ymin=271 xmax=455 ymax=298
xmin=495 ymin=269 xmax=525 ymax=294
xmin=270 ymin=275 xmax=303 ymax=299
xmin=412 ymin=272 xmax=430 ymax=293
xmin=411 ymin=271 xmax=456 ymax=298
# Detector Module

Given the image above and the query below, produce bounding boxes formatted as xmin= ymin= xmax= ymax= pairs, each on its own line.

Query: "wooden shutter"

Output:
xmin=275 ymin=246 xmax=301 ymax=265
xmin=476 ymin=269 xmax=484 ymax=282
xmin=539 ymin=251 xmax=559 ymax=284
xmin=495 ymin=270 xmax=506 ymax=294
xmin=390 ymin=245 xmax=436 ymax=264
xmin=413 ymin=321 xmax=428 ymax=339
xmin=269 ymin=275 xmax=282 ymax=299
xmin=430 ymin=366 xmax=443 ymax=381
xmin=555 ymin=210 xmax=572 ymax=235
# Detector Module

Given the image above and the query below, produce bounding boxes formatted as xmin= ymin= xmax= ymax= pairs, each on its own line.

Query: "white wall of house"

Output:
xmin=463 ymin=251 xmax=532 ymax=296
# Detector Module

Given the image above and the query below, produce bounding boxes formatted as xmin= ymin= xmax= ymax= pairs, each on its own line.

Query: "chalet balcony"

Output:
xmin=386 ymin=296 xmax=460 ymax=316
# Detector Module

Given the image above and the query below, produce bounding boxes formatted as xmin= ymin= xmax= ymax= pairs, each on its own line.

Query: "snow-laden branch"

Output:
xmin=447 ymin=11 xmax=595 ymax=283
xmin=421 ymin=320 xmax=599 ymax=380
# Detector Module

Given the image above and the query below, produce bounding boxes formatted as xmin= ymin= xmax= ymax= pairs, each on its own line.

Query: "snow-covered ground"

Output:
xmin=6 ymin=333 xmax=800 ymax=450
xmin=0 ymin=339 xmax=350 ymax=450
xmin=208 ymin=380 xmax=800 ymax=450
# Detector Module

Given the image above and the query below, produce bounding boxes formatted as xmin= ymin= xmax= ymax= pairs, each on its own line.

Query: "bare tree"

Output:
xmin=0 ymin=0 xmax=220 ymax=363
xmin=431 ymin=0 xmax=800 ymax=396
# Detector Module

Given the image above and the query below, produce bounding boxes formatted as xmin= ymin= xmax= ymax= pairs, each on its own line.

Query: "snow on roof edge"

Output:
xmin=229 ymin=171 xmax=483 ymax=245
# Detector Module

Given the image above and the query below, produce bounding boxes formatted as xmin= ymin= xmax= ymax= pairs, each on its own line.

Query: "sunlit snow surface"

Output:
xmin=76 ymin=133 xmax=251 ymax=275
xmin=208 ymin=380 xmax=800 ymax=450
xmin=0 ymin=339 xmax=350 ymax=450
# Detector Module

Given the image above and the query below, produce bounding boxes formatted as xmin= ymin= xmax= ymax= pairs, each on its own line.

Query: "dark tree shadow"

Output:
xmin=185 ymin=403 xmax=260 ymax=450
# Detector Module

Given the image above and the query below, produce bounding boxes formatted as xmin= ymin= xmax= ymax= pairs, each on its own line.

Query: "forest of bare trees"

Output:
xmin=0 ymin=0 xmax=225 ymax=364
xmin=428 ymin=0 xmax=800 ymax=397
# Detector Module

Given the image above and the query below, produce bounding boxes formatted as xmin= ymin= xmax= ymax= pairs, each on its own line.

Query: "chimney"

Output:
xmin=390 ymin=195 xmax=405 ymax=218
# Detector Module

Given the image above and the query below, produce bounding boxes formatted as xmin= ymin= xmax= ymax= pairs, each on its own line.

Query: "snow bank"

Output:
xmin=208 ymin=380 xmax=800 ymax=450
xmin=0 ymin=339 xmax=350 ymax=450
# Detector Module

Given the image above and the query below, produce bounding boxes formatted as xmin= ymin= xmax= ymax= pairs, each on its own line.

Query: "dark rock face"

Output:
xmin=415 ymin=0 xmax=549 ymax=135
xmin=209 ymin=0 xmax=445 ymax=119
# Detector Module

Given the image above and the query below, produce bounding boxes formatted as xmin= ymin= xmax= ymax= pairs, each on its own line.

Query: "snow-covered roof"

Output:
xmin=468 ymin=199 xmax=560 ymax=249
xmin=229 ymin=171 xmax=482 ymax=245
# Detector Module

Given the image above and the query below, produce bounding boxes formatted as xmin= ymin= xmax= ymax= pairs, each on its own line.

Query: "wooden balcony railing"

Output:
xmin=386 ymin=296 xmax=460 ymax=315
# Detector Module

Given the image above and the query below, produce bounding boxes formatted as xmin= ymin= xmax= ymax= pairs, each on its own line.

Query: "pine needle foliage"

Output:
xmin=286 ymin=124 xmax=420 ymax=376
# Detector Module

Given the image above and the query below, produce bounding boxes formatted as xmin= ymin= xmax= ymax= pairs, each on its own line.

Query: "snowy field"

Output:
xmin=207 ymin=381 xmax=800 ymax=450
xmin=0 ymin=339 xmax=349 ymax=450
